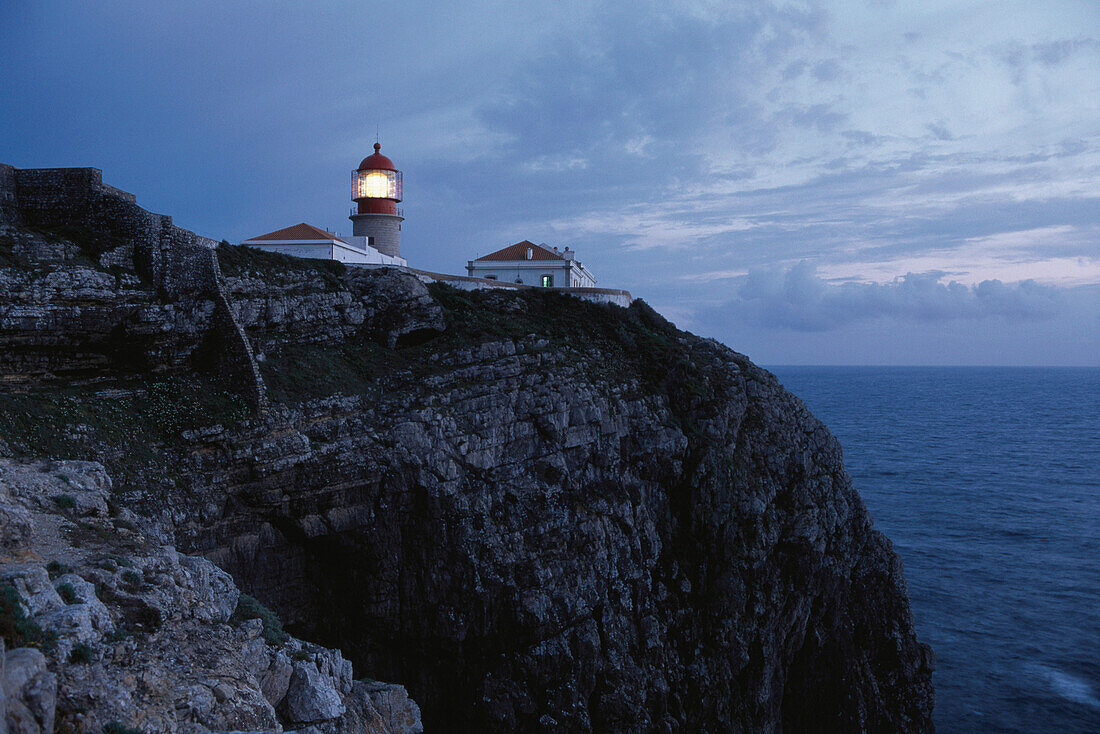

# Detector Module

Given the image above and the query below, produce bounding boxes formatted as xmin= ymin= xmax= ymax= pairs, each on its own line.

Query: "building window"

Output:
xmin=485 ymin=275 xmax=497 ymax=280
xmin=541 ymin=274 xmax=553 ymax=287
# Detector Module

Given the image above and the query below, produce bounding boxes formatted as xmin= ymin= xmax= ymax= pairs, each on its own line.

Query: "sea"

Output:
xmin=768 ymin=367 xmax=1100 ymax=733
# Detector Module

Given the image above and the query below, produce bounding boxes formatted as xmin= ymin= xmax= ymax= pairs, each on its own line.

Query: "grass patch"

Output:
xmin=53 ymin=494 xmax=77 ymax=509
xmin=0 ymin=376 xmax=249 ymax=504
xmin=231 ymin=594 xmax=288 ymax=645
xmin=260 ymin=337 xmax=403 ymax=405
xmin=103 ymin=722 xmax=145 ymax=734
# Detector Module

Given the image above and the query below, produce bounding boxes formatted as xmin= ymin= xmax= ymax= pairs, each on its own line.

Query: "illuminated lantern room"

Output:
xmin=349 ymin=142 xmax=404 ymax=258
xmin=352 ymin=143 xmax=402 ymax=211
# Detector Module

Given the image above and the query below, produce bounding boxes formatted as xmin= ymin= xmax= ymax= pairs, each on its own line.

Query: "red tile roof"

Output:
xmin=474 ymin=241 xmax=566 ymax=262
xmin=244 ymin=223 xmax=348 ymax=244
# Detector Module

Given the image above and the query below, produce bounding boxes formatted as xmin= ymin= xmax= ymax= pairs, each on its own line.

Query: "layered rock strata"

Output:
xmin=0 ymin=459 xmax=422 ymax=733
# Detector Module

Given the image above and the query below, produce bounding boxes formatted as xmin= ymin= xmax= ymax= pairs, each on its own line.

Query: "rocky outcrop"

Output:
xmin=0 ymin=459 xmax=423 ymax=734
xmin=219 ymin=258 xmax=445 ymax=353
xmin=171 ymin=307 xmax=935 ymax=732
xmin=0 ymin=169 xmax=934 ymax=731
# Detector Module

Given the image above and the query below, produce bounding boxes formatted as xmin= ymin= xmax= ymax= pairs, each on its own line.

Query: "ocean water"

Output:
xmin=768 ymin=367 xmax=1100 ymax=733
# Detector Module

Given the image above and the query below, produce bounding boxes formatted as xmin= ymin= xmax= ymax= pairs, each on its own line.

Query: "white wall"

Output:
xmin=248 ymin=243 xmax=333 ymax=259
xmin=466 ymin=260 xmax=594 ymax=287
xmin=242 ymin=238 xmax=406 ymax=267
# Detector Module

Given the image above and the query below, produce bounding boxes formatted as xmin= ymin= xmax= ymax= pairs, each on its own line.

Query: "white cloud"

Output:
xmin=549 ymin=205 xmax=759 ymax=252
xmin=817 ymin=225 xmax=1100 ymax=287
xmin=728 ymin=262 xmax=1069 ymax=331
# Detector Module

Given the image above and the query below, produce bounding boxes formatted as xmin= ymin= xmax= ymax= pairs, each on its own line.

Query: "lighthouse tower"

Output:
xmin=350 ymin=143 xmax=403 ymax=258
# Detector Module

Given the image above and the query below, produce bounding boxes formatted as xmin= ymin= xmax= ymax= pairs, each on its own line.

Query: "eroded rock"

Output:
xmin=0 ymin=459 xmax=420 ymax=734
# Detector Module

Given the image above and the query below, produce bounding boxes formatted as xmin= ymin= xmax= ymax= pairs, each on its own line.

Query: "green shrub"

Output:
xmin=94 ymin=554 xmax=133 ymax=572
xmin=46 ymin=560 xmax=72 ymax=579
xmin=0 ymin=583 xmax=55 ymax=650
xmin=69 ymin=642 xmax=95 ymax=664
xmin=291 ymin=650 xmax=312 ymax=661
xmin=110 ymin=554 xmax=134 ymax=568
xmin=94 ymin=558 xmax=118 ymax=572
xmin=103 ymin=627 xmax=131 ymax=644
xmin=231 ymin=594 xmax=288 ymax=645
xmin=120 ymin=570 xmax=142 ymax=588
xmin=103 ymin=721 xmax=144 ymax=734
xmin=53 ymin=494 xmax=77 ymax=509
xmin=56 ymin=582 xmax=80 ymax=605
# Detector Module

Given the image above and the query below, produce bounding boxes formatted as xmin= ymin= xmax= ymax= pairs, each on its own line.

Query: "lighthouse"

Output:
xmin=350 ymin=142 xmax=403 ymax=258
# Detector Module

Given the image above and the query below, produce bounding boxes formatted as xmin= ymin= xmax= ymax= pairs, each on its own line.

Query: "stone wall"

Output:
xmin=350 ymin=213 xmax=402 ymax=258
xmin=0 ymin=164 xmax=267 ymax=409
xmin=10 ymin=167 xmax=218 ymax=300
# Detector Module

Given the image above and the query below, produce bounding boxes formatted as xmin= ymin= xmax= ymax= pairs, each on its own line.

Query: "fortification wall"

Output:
xmin=1 ymin=165 xmax=266 ymax=409
xmin=10 ymin=167 xmax=224 ymax=299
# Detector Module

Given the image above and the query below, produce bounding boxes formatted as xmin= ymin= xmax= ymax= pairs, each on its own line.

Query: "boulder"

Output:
xmin=360 ymin=681 xmax=423 ymax=734
xmin=279 ymin=661 xmax=345 ymax=725
xmin=6 ymin=568 xmax=62 ymax=617
xmin=3 ymin=647 xmax=56 ymax=734
xmin=0 ymin=500 xmax=33 ymax=551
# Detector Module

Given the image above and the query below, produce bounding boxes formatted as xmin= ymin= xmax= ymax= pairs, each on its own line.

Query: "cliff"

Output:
xmin=0 ymin=166 xmax=934 ymax=732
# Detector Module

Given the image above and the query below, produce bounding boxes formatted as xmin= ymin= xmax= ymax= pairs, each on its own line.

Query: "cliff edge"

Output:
xmin=0 ymin=165 xmax=934 ymax=732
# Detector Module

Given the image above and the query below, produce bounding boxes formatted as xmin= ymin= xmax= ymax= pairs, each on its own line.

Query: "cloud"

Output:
xmin=3 ymin=1 xmax=1098 ymax=364
xmin=727 ymin=262 xmax=1066 ymax=331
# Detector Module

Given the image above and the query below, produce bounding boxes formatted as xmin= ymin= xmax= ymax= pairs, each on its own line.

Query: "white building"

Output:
xmin=466 ymin=240 xmax=597 ymax=288
xmin=241 ymin=222 xmax=406 ymax=266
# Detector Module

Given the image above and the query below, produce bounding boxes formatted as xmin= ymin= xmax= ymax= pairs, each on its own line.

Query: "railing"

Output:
xmin=349 ymin=207 xmax=403 ymax=217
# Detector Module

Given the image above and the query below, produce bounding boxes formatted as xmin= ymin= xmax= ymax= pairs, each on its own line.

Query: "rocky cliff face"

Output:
xmin=0 ymin=166 xmax=935 ymax=732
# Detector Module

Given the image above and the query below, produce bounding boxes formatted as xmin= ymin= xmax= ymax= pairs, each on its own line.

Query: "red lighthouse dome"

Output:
xmin=358 ymin=142 xmax=397 ymax=172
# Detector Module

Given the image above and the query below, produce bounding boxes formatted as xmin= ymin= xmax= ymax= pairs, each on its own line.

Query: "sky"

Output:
xmin=2 ymin=1 xmax=1098 ymax=365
